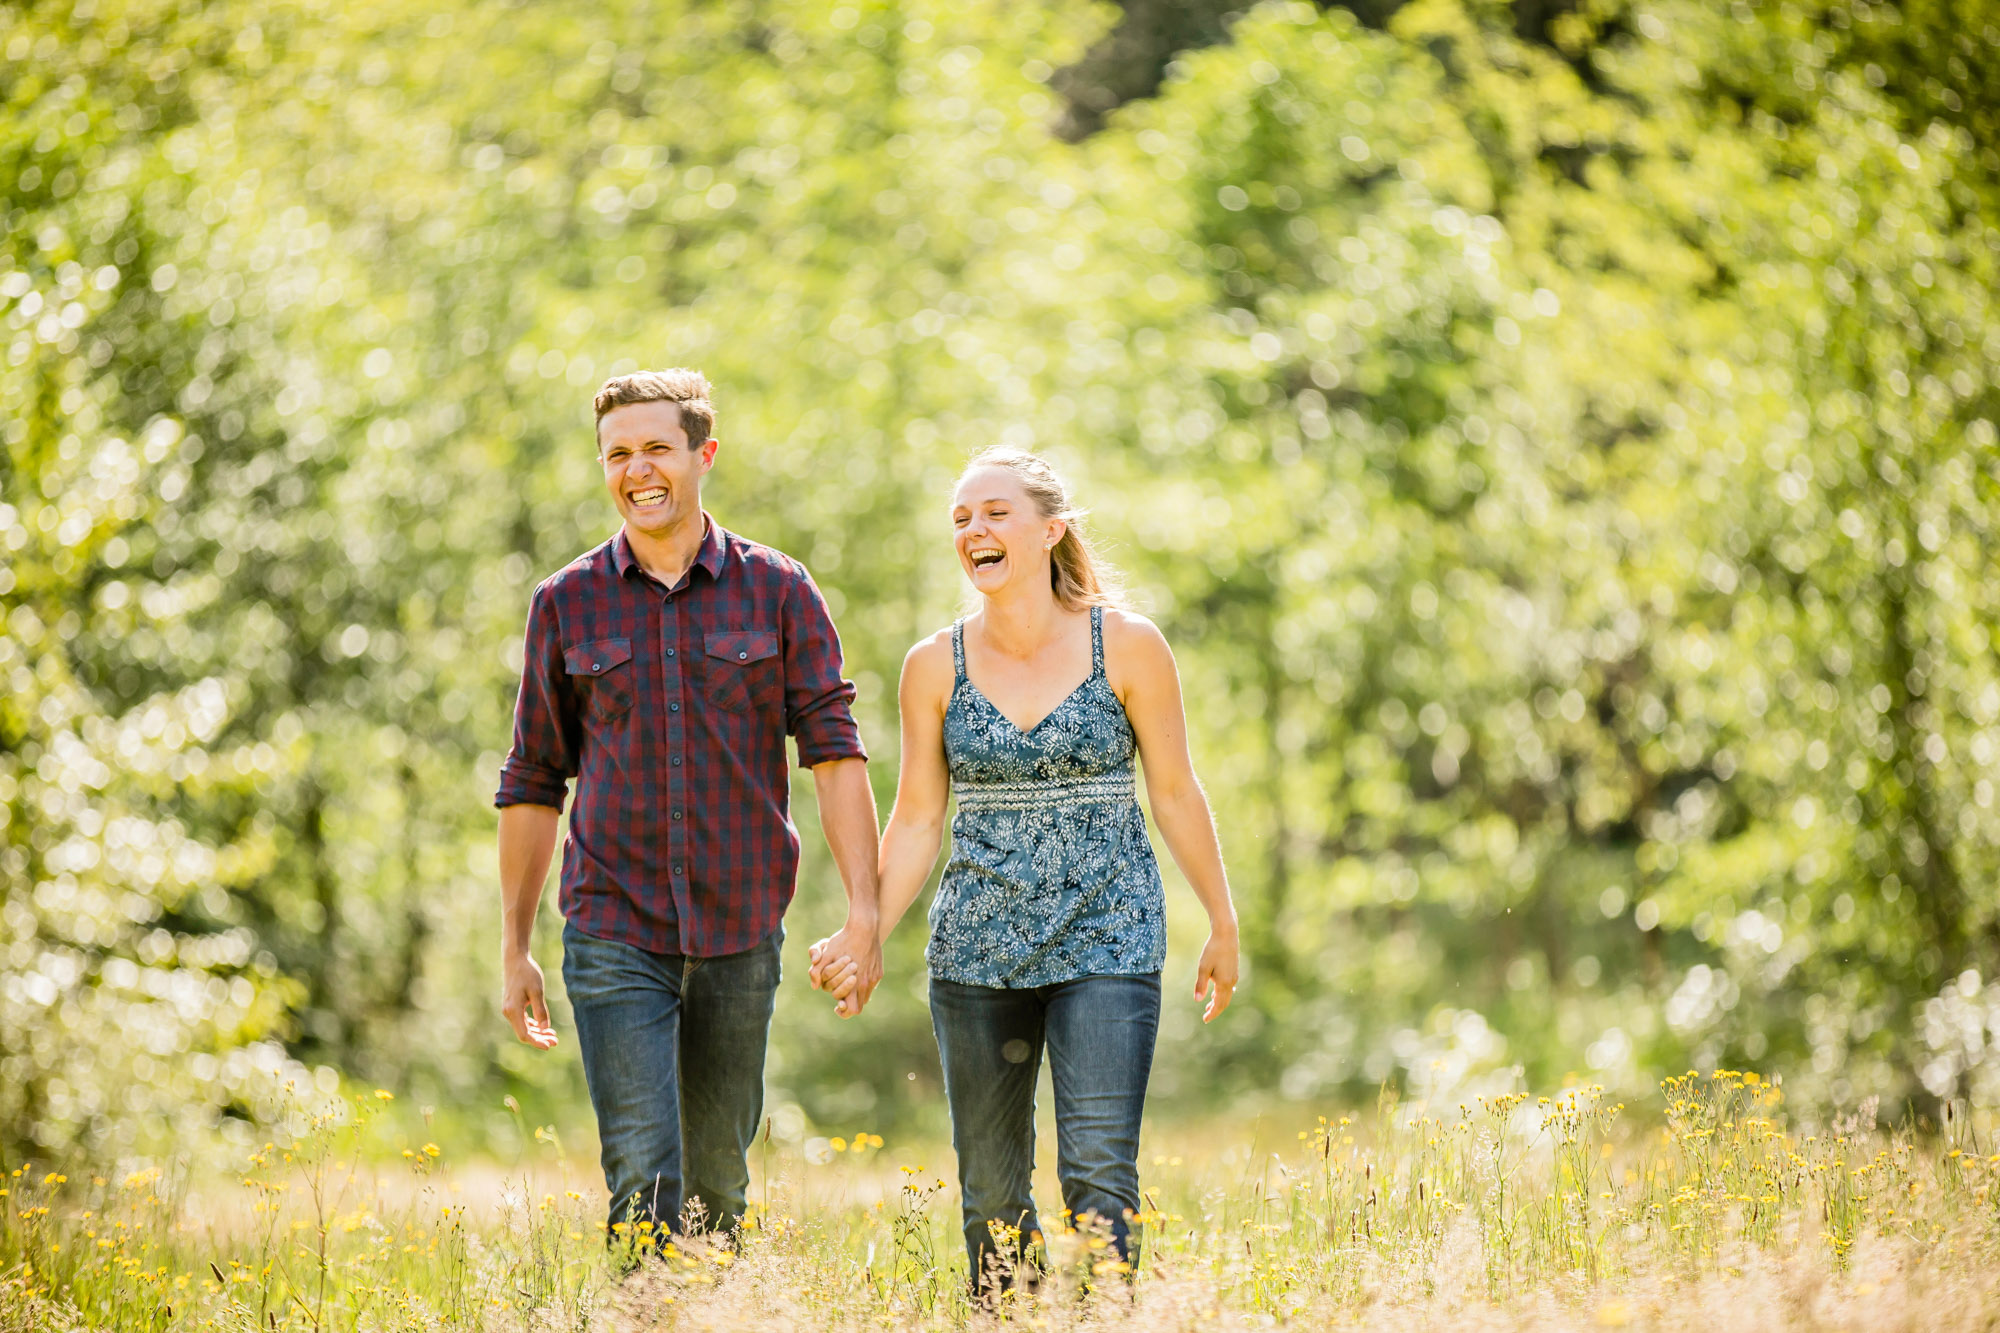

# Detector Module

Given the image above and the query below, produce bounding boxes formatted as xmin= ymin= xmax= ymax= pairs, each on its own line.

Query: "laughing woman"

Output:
xmin=812 ymin=448 xmax=1239 ymax=1292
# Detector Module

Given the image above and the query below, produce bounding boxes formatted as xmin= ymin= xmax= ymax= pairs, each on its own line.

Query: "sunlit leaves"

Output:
xmin=5 ymin=0 xmax=1999 ymax=1156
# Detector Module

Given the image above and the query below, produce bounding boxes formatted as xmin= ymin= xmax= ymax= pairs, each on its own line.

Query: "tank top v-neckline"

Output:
xmin=952 ymin=606 xmax=1104 ymax=739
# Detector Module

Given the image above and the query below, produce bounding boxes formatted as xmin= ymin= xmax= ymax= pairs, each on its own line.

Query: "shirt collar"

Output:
xmin=611 ymin=515 xmax=727 ymax=583
xmin=692 ymin=515 xmax=727 ymax=578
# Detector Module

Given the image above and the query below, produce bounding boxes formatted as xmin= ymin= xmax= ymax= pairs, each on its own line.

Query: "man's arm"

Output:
xmin=811 ymin=635 xmax=952 ymax=1008
xmin=499 ymin=803 xmax=561 ymax=1049
xmin=778 ymin=562 xmax=879 ymax=1016
xmin=494 ymin=584 xmax=577 ymax=1051
xmin=809 ymin=757 xmax=882 ymax=1018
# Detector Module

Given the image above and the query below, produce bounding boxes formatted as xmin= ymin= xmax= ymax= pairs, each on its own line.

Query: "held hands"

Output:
xmin=808 ymin=918 xmax=883 ymax=1018
xmin=501 ymin=950 xmax=559 ymax=1050
xmin=1194 ymin=927 xmax=1239 ymax=1023
xmin=812 ymin=927 xmax=1234 ymax=1020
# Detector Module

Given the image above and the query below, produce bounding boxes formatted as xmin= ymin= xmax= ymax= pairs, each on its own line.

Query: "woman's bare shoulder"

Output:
xmin=1100 ymin=607 xmax=1176 ymax=697
xmin=902 ymin=626 xmax=959 ymax=694
xmin=1102 ymin=606 xmax=1172 ymax=657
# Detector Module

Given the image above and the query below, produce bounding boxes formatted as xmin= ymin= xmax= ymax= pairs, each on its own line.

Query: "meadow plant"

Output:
xmin=5 ymin=1072 xmax=2000 ymax=1330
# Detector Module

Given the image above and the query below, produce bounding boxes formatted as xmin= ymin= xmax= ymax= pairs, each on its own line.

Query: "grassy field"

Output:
xmin=6 ymin=1073 xmax=2000 ymax=1331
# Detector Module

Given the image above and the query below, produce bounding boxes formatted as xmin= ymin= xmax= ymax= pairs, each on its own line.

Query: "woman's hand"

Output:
xmin=1194 ymin=928 xmax=1238 ymax=1023
xmin=808 ymin=937 xmax=865 ymax=1017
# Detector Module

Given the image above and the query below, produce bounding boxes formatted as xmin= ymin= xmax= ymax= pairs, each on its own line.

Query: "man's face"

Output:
xmin=598 ymin=401 xmax=717 ymax=538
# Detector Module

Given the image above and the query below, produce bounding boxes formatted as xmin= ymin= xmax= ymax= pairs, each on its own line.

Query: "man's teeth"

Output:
xmin=631 ymin=488 xmax=667 ymax=503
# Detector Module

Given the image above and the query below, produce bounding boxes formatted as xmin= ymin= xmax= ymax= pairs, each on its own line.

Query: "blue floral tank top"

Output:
xmin=927 ymin=606 xmax=1167 ymax=987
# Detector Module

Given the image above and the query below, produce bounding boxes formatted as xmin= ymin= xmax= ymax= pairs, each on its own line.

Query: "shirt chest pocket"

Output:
xmin=704 ymin=630 xmax=780 ymax=714
xmin=563 ymin=638 xmax=635 ymax=725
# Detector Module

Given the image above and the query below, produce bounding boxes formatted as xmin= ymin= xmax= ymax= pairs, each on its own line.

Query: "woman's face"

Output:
xmin=951 ymin=465 xmax=1064 ymax=599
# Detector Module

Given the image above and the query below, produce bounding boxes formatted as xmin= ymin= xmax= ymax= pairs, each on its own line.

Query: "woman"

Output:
xmin=811 ymin=448 xmax=1238 ymax=1291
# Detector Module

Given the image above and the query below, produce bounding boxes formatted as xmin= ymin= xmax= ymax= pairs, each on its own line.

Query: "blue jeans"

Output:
xmin=930 ymin=972 xmax=1160 ymax=1289
xmin=561 ymin=921 xmax=780 ymax=1240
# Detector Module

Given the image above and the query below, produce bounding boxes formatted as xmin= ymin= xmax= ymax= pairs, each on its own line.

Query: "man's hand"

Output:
xmin=1194 ymin=928 xmax=1239 ymax=1024
xmin=501 ymin=950 xmax=559 ymax=1049
xmin=497 ymin=803 xmax=560 ymax=1047
xmin=808 ymin=918 xmax=882 ymax=1018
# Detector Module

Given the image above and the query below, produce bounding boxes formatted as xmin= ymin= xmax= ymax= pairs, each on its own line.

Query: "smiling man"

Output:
xmin=493 ymin=368 xmax=883 ymax=1245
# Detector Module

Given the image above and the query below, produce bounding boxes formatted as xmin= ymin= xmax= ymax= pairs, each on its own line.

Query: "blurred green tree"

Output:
xmin=4 ymin=0 xmax=1997 ymax=1160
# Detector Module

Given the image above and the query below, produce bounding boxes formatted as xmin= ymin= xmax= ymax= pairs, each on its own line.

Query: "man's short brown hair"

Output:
xmin=593 ymin=369 xmax=715 ymax=447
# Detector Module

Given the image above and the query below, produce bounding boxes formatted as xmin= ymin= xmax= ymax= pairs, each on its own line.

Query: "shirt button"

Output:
xmin=672 ymin=756 xmax=682 ymax=767
xmin=669 ymin=702 xmax=680 ymax=713
xmin=738 ymin=650 xmax=747 ymax=660
xmin=673 ymin=864 xmax=684 ymax=877
xmin=672 ymin=810 xmax=683 ymax=821
xmin=592 ymin=663 xmax=601 ymax=672
xmin=666 ymin=648 xmax=676 ymax=658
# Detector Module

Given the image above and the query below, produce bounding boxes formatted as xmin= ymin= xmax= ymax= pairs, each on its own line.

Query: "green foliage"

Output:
xmin=1064 ymin=0 xmax=2000 ymax=1118
xmin=3 ymin=0 xmax=1998 ymax=1159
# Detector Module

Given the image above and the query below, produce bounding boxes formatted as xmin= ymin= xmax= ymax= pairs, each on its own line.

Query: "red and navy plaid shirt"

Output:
xmin=495 ymin=517 xmax=867 ymax=956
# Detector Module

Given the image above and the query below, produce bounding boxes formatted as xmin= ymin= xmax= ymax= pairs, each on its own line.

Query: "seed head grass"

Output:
xmin=5 ymin=1071 xmax=1999 ymax=1330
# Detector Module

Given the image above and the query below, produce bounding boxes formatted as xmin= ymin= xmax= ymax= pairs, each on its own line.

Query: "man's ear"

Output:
xmin=699 ymin=436 xmax=720 ymax=471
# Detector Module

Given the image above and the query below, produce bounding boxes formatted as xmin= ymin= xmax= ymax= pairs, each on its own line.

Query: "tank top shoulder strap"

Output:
xmin=1089 ymin=605 xmax=1105 ymax=677
xmin=951 ymin=619 xmax=967 ymax=682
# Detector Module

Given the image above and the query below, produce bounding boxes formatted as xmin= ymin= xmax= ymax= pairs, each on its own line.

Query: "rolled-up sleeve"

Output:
xmin=495 ymin=584 xmax=579 ymax=809
xmin=782 ymin=564 xmax=867 ymax=770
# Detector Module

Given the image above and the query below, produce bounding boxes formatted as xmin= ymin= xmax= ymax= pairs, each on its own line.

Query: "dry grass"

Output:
xmin=628 ymin=1234 xmax=2000 ymax=1332
xmin=6 ymin=1073 xmax=2000 ymax=1331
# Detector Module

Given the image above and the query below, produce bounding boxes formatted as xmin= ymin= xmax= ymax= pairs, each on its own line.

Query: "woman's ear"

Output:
xmin=1046 ymin=518 xmax=1067 ymax=551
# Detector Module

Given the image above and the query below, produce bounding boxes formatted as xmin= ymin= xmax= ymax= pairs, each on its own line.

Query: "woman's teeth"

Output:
xmin=970 ymin=548 xmax=1005 ymax=568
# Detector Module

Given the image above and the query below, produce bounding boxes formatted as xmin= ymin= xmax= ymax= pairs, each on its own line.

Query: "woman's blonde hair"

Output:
xmin=959 ymin=448 xmax=1123 ymax=611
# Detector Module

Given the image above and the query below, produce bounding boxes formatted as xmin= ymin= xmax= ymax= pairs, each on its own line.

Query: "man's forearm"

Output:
xmin=812 ymin=758 xmax=880 ymax=923
xmin=499 ymin=803 xmax=562 ymax=954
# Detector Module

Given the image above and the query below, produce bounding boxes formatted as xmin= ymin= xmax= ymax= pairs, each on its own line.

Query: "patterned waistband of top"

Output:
xmin=954 ymin=772 xmax=1137 ymax=812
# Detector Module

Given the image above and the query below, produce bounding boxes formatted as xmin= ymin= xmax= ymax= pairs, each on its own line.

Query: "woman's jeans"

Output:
xmin=930 ymin=972 xmax=1161 ymax=1289
xmin=561 ymin=921 xmax=780 ymax=1241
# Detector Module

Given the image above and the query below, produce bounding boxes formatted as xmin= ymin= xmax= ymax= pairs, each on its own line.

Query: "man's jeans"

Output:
xmin=562 ymin=921 xmax=780 ymax=1241
xmin=930 ymin=972 xmax=1160 ymax=1289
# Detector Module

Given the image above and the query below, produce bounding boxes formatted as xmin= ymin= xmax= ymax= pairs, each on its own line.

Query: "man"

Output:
xmin=494 ymin=368 xmax=883 ymax=1243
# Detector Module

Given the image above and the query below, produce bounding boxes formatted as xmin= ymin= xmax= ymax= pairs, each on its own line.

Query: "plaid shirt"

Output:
xmin=495 ymin=518 xmax=866 ymax=956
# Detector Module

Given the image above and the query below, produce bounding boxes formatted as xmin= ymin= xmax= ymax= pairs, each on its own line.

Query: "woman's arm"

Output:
xmin=1108 ymin=611 xmax=1240 ymax=1022
xmin=809 ymin=632 xmax=955 ymax=1007
xmin=874 ymin=635 xmax=955 ymax=938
